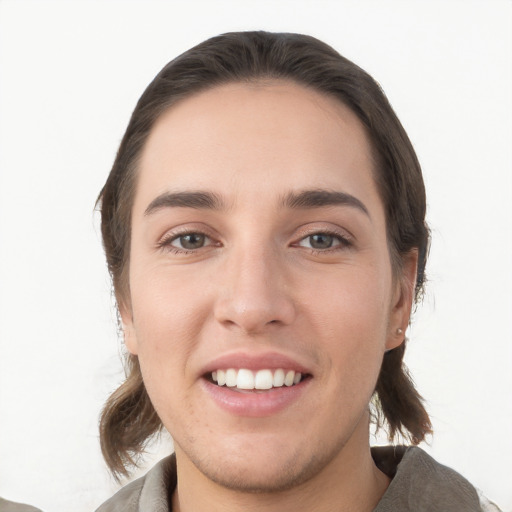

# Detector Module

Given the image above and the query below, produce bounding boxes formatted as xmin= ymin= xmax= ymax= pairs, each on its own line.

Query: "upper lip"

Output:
xmin=200 ymin=351 xmax=312 ymax=376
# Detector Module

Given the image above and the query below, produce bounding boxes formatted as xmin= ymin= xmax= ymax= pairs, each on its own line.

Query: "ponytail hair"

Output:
xmin=99 ymin=355 xmax=161 ymax=478
xmin=375 ymin=342 xmax=432 ymax=444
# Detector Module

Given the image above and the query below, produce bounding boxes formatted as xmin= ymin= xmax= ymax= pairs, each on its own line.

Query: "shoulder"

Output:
xmin=95 ymin=476 xmax=145 ymax=512
xmin=373 ymin=446 xmax=495 ymax=512
xmin=95 ymin=455 xmax=176 ymax=512
xmin=0 ymin=497 xmax=43 ymax=512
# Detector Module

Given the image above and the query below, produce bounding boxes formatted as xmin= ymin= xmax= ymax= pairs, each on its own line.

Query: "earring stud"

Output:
xmin=396 ymin=327 xmax=403 ymax=335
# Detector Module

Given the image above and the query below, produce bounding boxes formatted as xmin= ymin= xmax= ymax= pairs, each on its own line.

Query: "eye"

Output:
xmin=301 ymin=233 xmax=337 ymax=249
xmin=167 ymin=232 xmax=211 ymax=251
xmin=297 ymin=232 xmax=350 ymax=251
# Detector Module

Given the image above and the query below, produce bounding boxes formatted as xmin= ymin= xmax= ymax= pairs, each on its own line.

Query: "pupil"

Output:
xmin=310 ymin=234 xmax=333 ymax=249
xmin=181 ymin=233 xmax=205 ymax=249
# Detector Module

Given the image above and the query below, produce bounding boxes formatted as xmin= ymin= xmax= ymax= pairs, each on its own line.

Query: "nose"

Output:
xmin=213 ymin=246 xmax=296 ymax=334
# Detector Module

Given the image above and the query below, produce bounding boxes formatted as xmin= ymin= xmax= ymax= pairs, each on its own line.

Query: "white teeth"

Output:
xmin=237 ymin=369 xmax=255 ymax=389
xmin=225 ymin=368 xmax=237 ymax=387
xmin=216 ymin=369 xmax=226 ymax=386
xmin=284 ymin=370 xmax=295 ymax=387
xmin=210 ymin=368 xmax=304 ymax=390
xmin=254 ymin=369 xmax=273 ymax=390
xmin=273 ymin=368 xmax=285 ymax=387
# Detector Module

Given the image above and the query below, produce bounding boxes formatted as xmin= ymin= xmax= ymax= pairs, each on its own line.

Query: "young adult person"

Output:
xmin=95 ymin=31 xmax=499 ymax=512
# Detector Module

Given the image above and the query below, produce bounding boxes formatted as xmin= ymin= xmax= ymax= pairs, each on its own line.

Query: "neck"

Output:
xmin=172 ymin=420 xmax=390 ymax=512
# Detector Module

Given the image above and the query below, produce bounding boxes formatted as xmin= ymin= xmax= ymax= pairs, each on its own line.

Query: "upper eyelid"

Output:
xmin=157 ymin=224 xmax=218 ymax=244
xmin=292 ymin=224 xmax=355 ymax=242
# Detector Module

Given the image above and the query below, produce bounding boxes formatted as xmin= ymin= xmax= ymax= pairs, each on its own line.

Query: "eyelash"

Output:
xmin=157 ymin=230 xmax=216 ymax=254
xmin=294 ymin=230 xmax=353 ymax=254
xmin=157 ymin=229 xmax=353 ymax=255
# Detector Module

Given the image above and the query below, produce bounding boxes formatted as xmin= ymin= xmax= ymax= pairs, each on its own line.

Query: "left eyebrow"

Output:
xmin=144 ymin=190 xmax=225 ymax=216
xmin=281 ymin=189 xmax=370 ymax=217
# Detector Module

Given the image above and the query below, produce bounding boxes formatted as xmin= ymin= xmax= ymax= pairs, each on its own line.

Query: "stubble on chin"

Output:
xmin=176 ymin=437 xmax=347 ymax=495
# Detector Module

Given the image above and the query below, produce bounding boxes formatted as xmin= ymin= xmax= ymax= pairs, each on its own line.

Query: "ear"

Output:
xmin=119 ymin=300 xmax=139 ymax=356
xmin=385 ymin=249 xmax=418 ymax=351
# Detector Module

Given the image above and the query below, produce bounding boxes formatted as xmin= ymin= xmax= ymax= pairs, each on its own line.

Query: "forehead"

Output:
xmin=136 ymin=80 xmax=379 ymax=213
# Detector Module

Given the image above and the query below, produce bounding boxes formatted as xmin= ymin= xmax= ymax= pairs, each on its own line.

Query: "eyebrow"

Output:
xmin=144 ymin=188 xmax=369 ymax=217
xmin=144 ymin=191 xmax=225 ymax=215
xmin=282 ymin=189 xmax=370 ymax=217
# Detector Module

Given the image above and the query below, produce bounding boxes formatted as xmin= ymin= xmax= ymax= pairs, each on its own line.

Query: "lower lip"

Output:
xmin=201 ymin=378 xmax=310 ymax=417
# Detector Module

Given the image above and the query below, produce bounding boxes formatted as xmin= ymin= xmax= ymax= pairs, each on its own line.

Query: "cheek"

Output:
xmin=129 ymin=268 xmax=210 ymax=381
xmin=300 ymin=264 xmax=391 ymax=389
xmin=302 ymin=261 xmax=392 ymax=338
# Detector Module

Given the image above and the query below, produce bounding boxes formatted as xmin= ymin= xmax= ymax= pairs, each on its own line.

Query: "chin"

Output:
xmin=201 ymin=455 xmax=314 ymax=493
xmin=180 ymin=436 xmax=346 ymax=494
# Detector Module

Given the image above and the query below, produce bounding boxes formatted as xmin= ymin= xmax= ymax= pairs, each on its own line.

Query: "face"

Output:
xmin=122 ymin=81 xmax=415 ymax=492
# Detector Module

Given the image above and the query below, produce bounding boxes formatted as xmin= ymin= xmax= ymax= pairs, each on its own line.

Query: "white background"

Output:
xmin=0 ymin=1 xmax=511 ymax=511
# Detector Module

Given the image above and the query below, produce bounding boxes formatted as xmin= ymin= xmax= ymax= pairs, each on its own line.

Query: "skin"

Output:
xmin=122 ymin=81 xmax=417 ymax=512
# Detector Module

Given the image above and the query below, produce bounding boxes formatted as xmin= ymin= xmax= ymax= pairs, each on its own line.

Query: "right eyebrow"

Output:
xmin=144 ymin=190 xmax=225 ymax=216
xmin=281 ymin=189 xmax=370 ymax=218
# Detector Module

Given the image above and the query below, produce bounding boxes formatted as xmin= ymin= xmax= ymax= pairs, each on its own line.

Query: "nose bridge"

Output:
xmin=214 ymin=238 xmax=295 ymax=333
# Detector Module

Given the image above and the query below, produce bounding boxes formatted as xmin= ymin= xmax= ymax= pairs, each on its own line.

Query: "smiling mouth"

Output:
xmin=207 ymin=368 xmax=307 ymax=391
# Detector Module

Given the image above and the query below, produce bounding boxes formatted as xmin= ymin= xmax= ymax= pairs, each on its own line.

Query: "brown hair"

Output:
xmin=98 ymin=31 xmax=432 ymax=478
